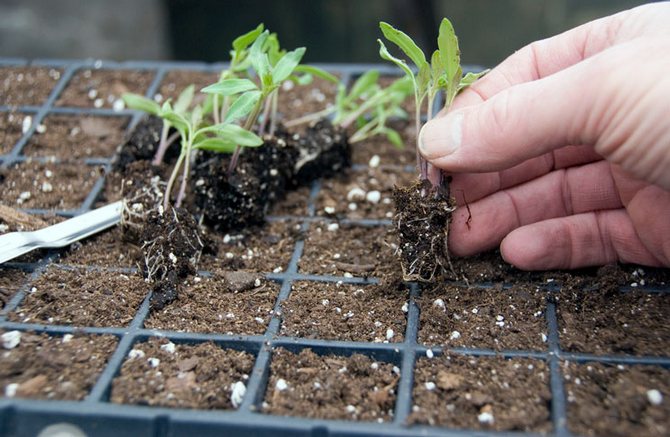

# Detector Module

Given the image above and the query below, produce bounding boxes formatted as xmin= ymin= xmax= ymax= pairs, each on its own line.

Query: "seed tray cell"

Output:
xmin=0 ymin=59 xmax=669 ymax=437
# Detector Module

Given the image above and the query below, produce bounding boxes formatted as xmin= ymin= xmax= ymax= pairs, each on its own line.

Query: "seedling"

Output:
xmin=122 ymin=90 xmax=262 ymax=210
xmin=378 ymin=19 xmax=487 ymax=193
xmin=286 ymin=70 xmax=413 ymax=147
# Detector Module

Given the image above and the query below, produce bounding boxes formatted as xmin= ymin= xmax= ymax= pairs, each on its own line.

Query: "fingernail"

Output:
xmin=419 ymin=112 xmax=463 ymax=159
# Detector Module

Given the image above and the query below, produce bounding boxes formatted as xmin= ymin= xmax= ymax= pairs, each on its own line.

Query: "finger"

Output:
xmin=624 ymin=184 xmax=670 ymax=266
xmin=449 ymin=161 xmax=622 ymax=256
xmin=500 ymin=210 xmax=663 ymax=270
xmin=450 ymin=145 xmax=602 ymax=205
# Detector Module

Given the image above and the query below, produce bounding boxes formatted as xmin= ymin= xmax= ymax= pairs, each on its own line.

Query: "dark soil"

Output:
xmin=111 ymin=337 xmax=254 ymax=409
xmin=0 ymin=268 xmax=29 ymax=309
xmin=57 ymin=225 xmax=142 ymax=269
xmin=156 ymin=70 xmax=219 ymax=102
xmin=410 ymin=354 xmax=552 ymax=432
xmin=0 ymin=67 xmax=62 ymax=106
xmin=199 ymin=220 xmax=300 ymax=273
xmin=56 ymin=68 xmax=154 ymax=109
xmin=298 ymin=222 xmax=396 ymax=278
xmin=316 ymin=167 xmax=414 ymax=220
xmin=139 ymin=206 xmax=204 ymax=311
xmin=263 ymin=348 xmax=398 ymax=422
xmin=279 ymin=280 xmax=407 ymax=342
xmin=8 ymin=267 xmax=148 ymax=327
xmin=290 ymin=119 xmax=350 ymax=187
xmin=417 ymin=283 xmax=547 ymax=350
xmin=145 ymin=274 xmax=279 ymax=335
xmin=0 ymin=160 xmax=101 ymax=210
xmin=0 ymin=331 xmax=117 ymax=401
xmin=113 ymin=116 xmax=174 ymax=171
xmin=277 ymin=76 xmax=339 ymax=121
xmin=393 ymin=178 xmax=455 ymax=282
xmin=22 ymin=114 xmax=129 ymax=159
xmin=563 ymin=361 xmax=670 ymax=437
xmin=557 ymin=287 xmax=670 ymax=356
xmin=0 ymin=111 xmax=27 ymax=155
xmin=267 ymin=185 xmax=310 ymax=216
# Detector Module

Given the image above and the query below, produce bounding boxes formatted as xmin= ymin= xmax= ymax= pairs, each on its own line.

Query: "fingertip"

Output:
xmin=500 ymin=227 xmax=558 ymax=270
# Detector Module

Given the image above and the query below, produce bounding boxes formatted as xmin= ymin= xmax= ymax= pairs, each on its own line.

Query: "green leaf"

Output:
xmin=224 ymin=90 xmax=262 ymax=124
xmin=161 ymin=109 xmax=190 ymax=134
xmin=232 ymin=23 xmax=264 ymax=53
xmin=385 ymin=127 xmax=404 ymax=149
xmin=293 ymin=73 xmax=313 ymax=86
xmin=272 ymin=47 xmax=306 ymax=85
xmin=438 ymin=18 xmax=460 ymax=84
xmin=249 ymin=31 xmax=270 ymax=79
xmin=122 ymin=93 xmax=160 ymax=115
xmin=266 ymin=33 xmax=284 ymax=66
xmin=293 ymin=65 xmax=339 ymax=83
xmin=213 ymin=124 xmax=264 ymax=147
xmin=201 ymin=79 xmax=258 ymax=96
xmin=193 ymin=137 xmax=237 ymax=153
xmin=190 ymin=105 xmax=203 ymax=127
xmin=349 ymin=70 xmax=380 ymax=101
xmin=174 ymin=85 xmax=195 ymax=115
xmin=459 ymin=69 xmax=489 ymax=89
xmin=378 ymin=39 xmax=414 ymax=82
xmin=379 ymin=22 xmax=427 ymax=70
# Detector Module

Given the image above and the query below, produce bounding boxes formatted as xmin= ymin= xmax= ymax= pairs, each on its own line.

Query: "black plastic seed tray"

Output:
xmin=0 ymin=59 xmax=668 ymax=437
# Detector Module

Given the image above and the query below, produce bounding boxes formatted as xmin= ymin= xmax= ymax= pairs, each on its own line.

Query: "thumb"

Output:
xmin=419 ymin=38 xmax=670 ymax=187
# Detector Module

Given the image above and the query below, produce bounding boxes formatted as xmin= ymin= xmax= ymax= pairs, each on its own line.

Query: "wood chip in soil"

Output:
xmin=0 ymin=268 xmax=29 ymax=309
xmin=145 ymin=274 xmax=279 ymax=335
xmin=417 ymin=283 xmax=547 ymax=351
xmin=0 ymin=160 xmax=101 ymax=210
xmin=277 ymin=76 xmax=339 ymax=120
xmin=21 ymin=115 xmax=129 ymax=159
xmin=280 ymin=281 xmax=407 ymax=342
xmin=156 ymin=70 xmax=219 ymax=101
xmin=298 ymin=222 xmax=396 ymax=278
xmin=563 ymin=361 xmax=670 ymax=437
xmin=111 ymin=338 xmax=254 ymax=409
xmin=263 ymin=348 xmax=398 ymax=422
xmin=8 ymin=268 xmax=148 ymax=327
xmin=57 ymin=226 xmax=141 ymax=269
xmin=199 ymin=220 xmax=300 ymax=273
xmin=410 ymin=354 xmax=551 ymax=432
xmin=0 ymin=331 xmax=117 ymax=401
xmin=557 ymin=287 xmax=670 ymax=356
xmin=0 ymin=67 xmax=63 ymax=106
xmin=56 ymin=69 xmax=154 ymax=109
xmin=0 ymin=111 xmax=28 ymax=154
xmin=315 ymin=167 xmax=414 ymax=220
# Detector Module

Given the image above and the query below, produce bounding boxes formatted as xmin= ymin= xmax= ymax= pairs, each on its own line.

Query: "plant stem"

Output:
xmin=213 ymin=95 xmax=220 ymax=125
xmin=228 ymin=95 xmax=265 ymax=176
xmin=269 ymin=90 xmax=279 ymax=137
xmin=152 ymin=130 xmax=180 ymax=166
xmin=258 ymin=90 xmax=274 ymax=137
xmin=284 ymin=107 xmax=335 ymax=128
xmin=164 ymin=151 xmax=185 ymax=211
xmin=175 ymin=144 xmax=193 ymax=208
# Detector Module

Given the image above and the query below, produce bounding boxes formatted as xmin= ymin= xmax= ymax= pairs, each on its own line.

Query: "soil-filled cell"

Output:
xmin=563 ymin=361 xmax=670 ymax=437
xmin=277 ymin=76 xmax=339 ymax=121
xmin=350 ymin=121 xmax=416 ymax=166
xmin=57 ymin=226 xmax=141 ymax=269
xmin=56 ymin=69 xmax=154 ymax=109
xmin=0 ymin=331 xmax=117 ymax=401
xmin=0 ymin=268 xmax=29 ymax=309
xmin=0 ymin=112 xmax=28 ymax=155
xmin=263 ymin=347 xmax=398 ymax=422
xmin=111 ymin=338 xmax=254 ymax=409
xmin=156 ymin=70 xmax=219 ymax=101
xmin=0 ymin=67 xmax=62 ymax=106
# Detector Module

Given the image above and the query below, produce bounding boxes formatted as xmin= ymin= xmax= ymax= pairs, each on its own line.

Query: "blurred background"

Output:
xmin=0 ymin=0 xmax=655 ymax=66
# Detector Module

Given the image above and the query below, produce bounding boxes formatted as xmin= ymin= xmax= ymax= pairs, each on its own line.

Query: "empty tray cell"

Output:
xmin=315 ymin=167 xmax=414 ymax=220
xmin=417 ymin=283 xmax=548 ymax=350
xmin=277 ymin=75 xmax=339 ymax=121
xmin=0 ymin=331 xmax=117 ymax=401
xmin=558 ymin=287 xmax=670 ymax=356
xmin=0 ymin=160 xmax=100 ymax=210
xmin=22 ymin=114 xmax=129 ymax=159
xmin=111 ymin=337 xmax=255 ymax=409
xmin=0 ymin=111 xmax=30 ymax=155
xmin=199 ymin=220 xmax=300 ymax=274
xmin=57 ymin=226 xmax=141 ymax=269
xmin=145 ymin=275 xmax=279 ymax=335
xmin=563 ymin=361 xmax=670 ymax=437
xmin=298 ymin=222 xmax=396 ymax=278
xmin=156 ymin=69 xmax=219 ymax=101
xmin=8 ymin=267 xmax=149 ymax=327
xmin=0 ymin=267 xmax=30 ymax=309
xmin=263 ymin=347 xmax=398 ymax=422
xmin=410 ymin=354 xmax=551 ymax=432
xmin=0 ymin=67 xmax=63 ymax=106
xmin=280 ymin=281 xmax=407 ymax=342
xmin=56 ymin=68 xmax=154 ymax=109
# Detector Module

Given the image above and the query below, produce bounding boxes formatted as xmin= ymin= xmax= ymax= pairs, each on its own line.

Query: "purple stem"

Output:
xmin=152 ymin=131 xmax=180 ymax=166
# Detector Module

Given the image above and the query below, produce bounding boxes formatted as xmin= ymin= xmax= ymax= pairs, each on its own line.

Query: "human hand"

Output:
xmin=419 ymin=3 xmax=670 ymax=270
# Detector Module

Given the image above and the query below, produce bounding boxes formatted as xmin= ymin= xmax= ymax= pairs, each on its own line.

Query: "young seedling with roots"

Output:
xmin=378 ymin=18 xmax=487 ymax=282
xmin=378 ymin=19 xmax=487 ymax=195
